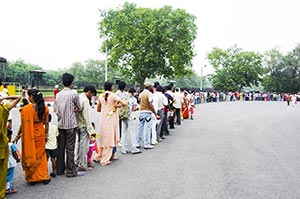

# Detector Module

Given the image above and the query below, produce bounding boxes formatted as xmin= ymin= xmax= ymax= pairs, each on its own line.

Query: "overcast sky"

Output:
xmin=1 ymin=0 xmax=300 ymax=75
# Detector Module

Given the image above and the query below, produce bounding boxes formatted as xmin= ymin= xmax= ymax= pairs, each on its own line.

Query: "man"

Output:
xmin=173 ymin=87 xmax=183 ymax=125
xmin=54 ymin=73 xmax=83 ymax=177
xmin=75 ymin=85 xmax=97 ymax=171
xmin=153 ymin=85 xmax=168 ymax=141
xmin=166 ymin=84 xmax=175 ymax=129
xmin=136 ymin=82 xmax=159 ymax=149
xmin=0 ymin=95 xmax=20 ymax=199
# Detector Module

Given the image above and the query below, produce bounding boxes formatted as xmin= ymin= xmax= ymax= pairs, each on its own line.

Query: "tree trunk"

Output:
xmin=138 ymin=78 xmax=146 ymax=92
xmin=238 ymin=84 xmax=243 ymax=93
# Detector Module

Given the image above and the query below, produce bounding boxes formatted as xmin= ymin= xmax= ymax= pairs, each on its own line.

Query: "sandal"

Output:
xmin=100 ymin=161 xmax=112 ymax=166
xmin=110 ymin=155 xmax=119 ymax=161
xmin=5 ymin=189 xmax=17 ymax=194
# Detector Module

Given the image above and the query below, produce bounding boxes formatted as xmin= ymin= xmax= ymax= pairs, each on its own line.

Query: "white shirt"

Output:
xmin=46 ymin=123 xmax=59 ymax=150
xmin=153 ymin=91 xmax=168 ymax=112
xmin=128 ymin=95 xmax=138 ymax=120
xmin=8 ymin=142 xmax=17 ymax=168
xmin=173 ymin=91 xmax=183 ymax=109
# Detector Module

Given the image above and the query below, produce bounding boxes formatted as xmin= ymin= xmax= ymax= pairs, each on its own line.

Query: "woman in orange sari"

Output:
xmin=182 ymin=91 xmax=189 ymax=119
xmin=94 ymin=81 xmax=127 ymax=166
xmin=14 ymin=88 xmax=50 ymax=185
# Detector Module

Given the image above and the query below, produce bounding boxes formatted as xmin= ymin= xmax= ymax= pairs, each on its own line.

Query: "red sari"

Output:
xmin=182 ymin=96 xmax=189 ymax=119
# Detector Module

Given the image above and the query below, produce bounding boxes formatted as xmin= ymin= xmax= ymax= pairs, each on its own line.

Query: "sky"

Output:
xmin=1 ymin=0 xmax=300 ymax=76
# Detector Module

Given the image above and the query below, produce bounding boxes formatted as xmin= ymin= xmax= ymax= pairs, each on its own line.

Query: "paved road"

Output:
xmin=6 ymin=101 xmax=300 ymax=199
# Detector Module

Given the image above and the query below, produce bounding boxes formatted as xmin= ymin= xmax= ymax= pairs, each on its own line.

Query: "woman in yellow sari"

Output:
xmin=14 ymin=88 xmax=50 ymax=185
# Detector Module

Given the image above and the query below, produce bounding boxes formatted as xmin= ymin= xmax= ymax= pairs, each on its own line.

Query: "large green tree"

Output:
xmin=98 ymin=2 xmax=197 ymax=89
xmin=263 ymin=45 xmax=300 ymax=93
xmin=208 ymin=46 xmax=263 ymax=92
xmin=262 ymin=48 xmax=285 ymax=92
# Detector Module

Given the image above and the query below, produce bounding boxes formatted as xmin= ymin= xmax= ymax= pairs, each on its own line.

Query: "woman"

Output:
xmin=14 ymin=88 xmax=50 ymax=185
xmin=182 ymin=91 xmax=189 ymax=119
xmin=94 ymin=82 xmax=127 ymax=166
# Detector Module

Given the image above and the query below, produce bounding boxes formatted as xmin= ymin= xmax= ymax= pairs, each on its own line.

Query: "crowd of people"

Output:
xmin=0 ymin=73 xmax=196 ymax=199
xmin=195 ymin=91 xmax=300 ymax=104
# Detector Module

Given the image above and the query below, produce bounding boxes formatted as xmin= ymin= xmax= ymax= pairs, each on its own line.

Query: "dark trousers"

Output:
xmin=175 ymin=108 xmax=181 ymax=125
xmin=161 ymin=112 xmax=170 ymax=136
xmin=57 ymin=128 xmax=77 ymax=176
xmin=169 ymin=112 xmax=175 ymax=129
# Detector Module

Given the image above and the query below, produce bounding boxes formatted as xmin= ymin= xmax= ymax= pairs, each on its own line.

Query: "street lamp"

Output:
xmin=105 ymin=43 xmax=120 ymax=82
xmin=200 ymin=64 xmax=206 ymax=91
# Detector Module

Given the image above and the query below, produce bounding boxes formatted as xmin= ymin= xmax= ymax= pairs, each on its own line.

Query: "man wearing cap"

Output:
xmin=136 ymin=82 xmax=159 ymax=149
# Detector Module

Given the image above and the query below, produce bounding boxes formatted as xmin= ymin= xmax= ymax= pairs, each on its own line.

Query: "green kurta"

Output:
xmin=0 ymin=103 xmax=12 ymax=199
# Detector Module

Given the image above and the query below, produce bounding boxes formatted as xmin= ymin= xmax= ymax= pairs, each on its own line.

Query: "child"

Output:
xmin=46 ymin=114 xmax=59 ymax=178
xmin=6 ymin=124 xmax=20 ymax=195
xmin=87 ymin=122 xmax=97 ymax=168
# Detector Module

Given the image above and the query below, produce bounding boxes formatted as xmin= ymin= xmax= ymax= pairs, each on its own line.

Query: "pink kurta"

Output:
xmin=96 ymin=92 xmax=120 ymax=165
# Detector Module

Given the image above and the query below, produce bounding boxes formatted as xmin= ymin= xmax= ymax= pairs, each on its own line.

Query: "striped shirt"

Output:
xmin=55 ymin=87 xmax=80 ymax=129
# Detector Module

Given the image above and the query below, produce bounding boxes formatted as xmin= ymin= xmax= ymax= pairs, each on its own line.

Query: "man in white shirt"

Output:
xmin=173 ymin=87 xmax=183 ymax=125
xmin=153 ymin=85 xmax=168 ymax=141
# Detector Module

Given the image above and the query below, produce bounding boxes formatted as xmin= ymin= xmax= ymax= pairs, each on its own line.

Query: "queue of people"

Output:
xmin=0 ymin=73 xmax=196 ymax=199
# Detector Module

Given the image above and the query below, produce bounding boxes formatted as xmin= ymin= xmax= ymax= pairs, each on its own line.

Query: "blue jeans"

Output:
xmin=137 ymin=112 xmax=152 ymax=147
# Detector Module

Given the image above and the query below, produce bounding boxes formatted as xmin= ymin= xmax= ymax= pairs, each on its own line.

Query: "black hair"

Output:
xmin=129 ymin=87 xmax=136 ymax=93
xmin=154 ymin=81 xmax=160 ymax=88
xmin=156 ymin=85 xmax=163 ymax=92
xmin=7 ymin=129 xmax=13 ymax=137
xmin=104 ymin=81 xmax=113 ymax=102
xmin=49 ymin=113 xmax=52 ymax=122
xmin=118 ymin=81 xmax=126 ymax=90
xmin=83 ymin=85 xmax=97 ymax=95
xmin=62 ymin=73 xmax=74 ymax=87
xmin=27 ymin=88 xmax=45 ymax=120
xmin=91 ymin=122 xmax=95 ymax=127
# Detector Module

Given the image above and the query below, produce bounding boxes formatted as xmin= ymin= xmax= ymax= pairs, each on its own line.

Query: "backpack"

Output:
xmin=119 ymin=105 xmax=130 ymax=120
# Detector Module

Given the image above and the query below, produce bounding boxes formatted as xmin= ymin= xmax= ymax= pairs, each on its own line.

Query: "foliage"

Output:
xmin=7 ymin=60 xmax=43 ymax=85
xmin=207 ymin=46 xmax=263 ymax=92
xmin=98 ymin=2 xmax=197 ymax=90
xmin=262 ymin=45 xmax=300 ymax=93
xmin=149 ymin=69 xmax=204 ymax=89
xmin=67 ymin=59 xmax=106 ymax=89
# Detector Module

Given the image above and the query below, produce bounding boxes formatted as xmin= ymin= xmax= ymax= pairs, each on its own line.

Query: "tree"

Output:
xmin=7 ymin=60 xmax=42 ymax=85
xmin=208 ymin=46 xmax=263 ymax=92
xmin=67 ymin=59 xmax=106 ymax=89
xmin=98 ymin=2 xmax=197 ymax=90
xmin=262 ymin=48 xmax=285 ymax=92
xmin=262 ymin=45 xmax=300 ymax=93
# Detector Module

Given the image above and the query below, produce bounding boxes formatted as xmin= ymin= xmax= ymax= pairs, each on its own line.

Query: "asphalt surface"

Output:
xmin=5 ymin=101 xmax=300 ymax=199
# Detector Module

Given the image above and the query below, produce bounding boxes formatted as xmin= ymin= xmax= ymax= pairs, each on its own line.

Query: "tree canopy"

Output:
xmin=208 ymin=46 xmax=263 ymax=92
xmin=98 ymin=2 xmax=197 ymax=89
xmin=262 ymin=45 xmax=300 ymax=93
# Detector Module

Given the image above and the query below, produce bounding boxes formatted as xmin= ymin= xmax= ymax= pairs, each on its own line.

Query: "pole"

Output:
xmin=105 ymin=46 xmax=108 ymax=82
xmin=200 ymin=65 xmax=203 ymax=91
